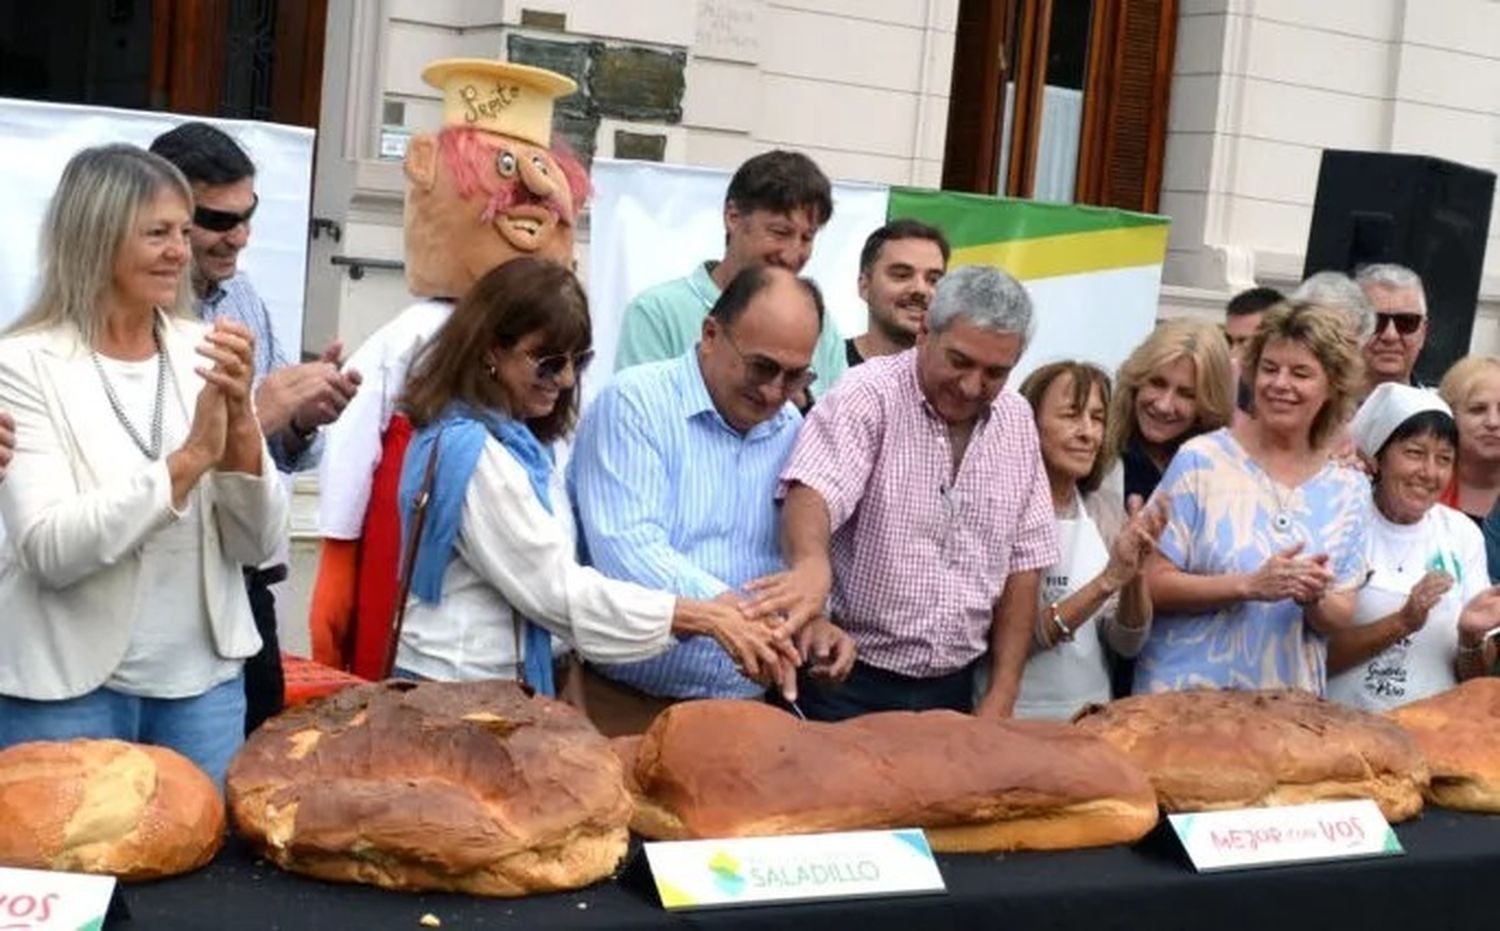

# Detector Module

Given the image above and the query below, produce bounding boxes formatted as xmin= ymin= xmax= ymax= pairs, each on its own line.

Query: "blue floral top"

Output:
xmin=1134 ymin=429 xmax=1370 ymax=695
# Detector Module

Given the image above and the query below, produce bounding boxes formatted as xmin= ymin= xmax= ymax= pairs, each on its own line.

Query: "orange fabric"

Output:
xmin=282 ymin=652 xmax=365 ymax=705
xmin=308 ymin=540 xmax=358 ymax=670
xmin=349 ymin=414 xmax=414 ymax=681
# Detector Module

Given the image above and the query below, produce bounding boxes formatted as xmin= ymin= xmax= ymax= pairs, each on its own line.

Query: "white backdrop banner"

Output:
xmin=0 ymin=97 xmax=314 ymax=355
xmin=585 ymin=159 xmax=1165 ymax=406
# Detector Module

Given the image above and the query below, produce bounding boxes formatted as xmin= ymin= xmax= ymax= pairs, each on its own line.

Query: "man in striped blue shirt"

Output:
xmin=571 ymin=266 xmax=854 ymax=720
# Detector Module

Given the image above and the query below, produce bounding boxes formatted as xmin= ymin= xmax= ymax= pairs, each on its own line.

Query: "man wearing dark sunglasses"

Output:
xmin=1356 ymin=263 xmax=1430 ymax=394
xmin=150 ymin=122 xmax=363 ymax=736
xmin=571 ymin=265 xmax=854 ymax=732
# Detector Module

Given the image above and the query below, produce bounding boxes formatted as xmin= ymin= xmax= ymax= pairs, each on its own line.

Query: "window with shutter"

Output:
xmin=942 ymin=0 xmax=1178 ymax=213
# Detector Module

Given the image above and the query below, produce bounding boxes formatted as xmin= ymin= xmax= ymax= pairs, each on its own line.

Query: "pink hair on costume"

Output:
xmin=436 ymin=127 xmax=591 ymax=225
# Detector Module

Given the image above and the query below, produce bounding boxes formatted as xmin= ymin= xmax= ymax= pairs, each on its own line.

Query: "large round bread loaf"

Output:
xmin=0 ymin=739 xmax=224 ymax=880
xmin=1074 ymin=689 xmax=1429 ymax=821
xmin=227 ymin=680 xmax=631 ymax=896
xmin=1388 ymin=678 xmax=1500 ymax=812
xmin=618 ymin=700 xmax=1160 ymax=852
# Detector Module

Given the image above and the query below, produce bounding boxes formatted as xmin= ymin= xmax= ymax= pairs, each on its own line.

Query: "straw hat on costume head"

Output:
xmin=402 ymin=58 xmax=589 ymax=299
xmin=421 ymin=58 xmax=577 ymax=147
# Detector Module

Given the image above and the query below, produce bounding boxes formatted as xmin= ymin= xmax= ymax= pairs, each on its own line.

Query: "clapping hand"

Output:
xmin=1457 ymin=586 xmax=1500 ymax=642
xmin=256 ymin=340 xmax=362 ymax=438
xmin=1399 ymin=570 xmax=1455 ymax=633
xmin=196 ymin=318 xmax=257 ymax=429
xmin=1246 ymin=542 xmax=1335 ymax=603
xmin=1102 ymin=495 xmax=1169 ymax=590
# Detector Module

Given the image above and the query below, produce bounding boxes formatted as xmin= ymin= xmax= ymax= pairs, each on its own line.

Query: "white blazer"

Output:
xmin=0 ymin=312 xmax=288 ymax=701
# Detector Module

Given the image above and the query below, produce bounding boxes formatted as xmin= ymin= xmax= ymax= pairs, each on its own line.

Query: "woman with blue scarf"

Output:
xmin=392 ymin=258 xmax=796 ymax=695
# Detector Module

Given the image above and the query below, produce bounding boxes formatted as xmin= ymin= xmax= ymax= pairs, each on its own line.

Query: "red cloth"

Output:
xmin=1440 ymin=476 xmax=1460 ymax=510
xmin=348 ymin=413 xmax=413 ymax=681
xmin=282 ymin=652 xmax=365 ymax=705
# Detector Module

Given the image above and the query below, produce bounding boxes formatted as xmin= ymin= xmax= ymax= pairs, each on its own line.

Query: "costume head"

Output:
xmin=403 ymin=58 xmax=592 ymax=299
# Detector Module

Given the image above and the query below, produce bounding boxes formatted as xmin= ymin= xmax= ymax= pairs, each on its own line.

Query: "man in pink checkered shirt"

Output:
xmin=749 ymin=265 xmax=1060 ymax=720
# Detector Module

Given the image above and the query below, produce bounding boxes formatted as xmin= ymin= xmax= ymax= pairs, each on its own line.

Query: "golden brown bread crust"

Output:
xmin=1388 ymin=678 xmax=1500 ymax=812
xmin=627 ymin=700 xmax=1159 ymax=852
xmin=1074 ymin=689 xmax=1429 ymax=822
xmin=227 ymin=680 xmax=631 ymax=896
xmin=0 ymin=739 xmax=224 ymax=880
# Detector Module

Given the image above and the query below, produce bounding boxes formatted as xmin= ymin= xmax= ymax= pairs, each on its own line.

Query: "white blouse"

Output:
xmin=394 ymin=436 xmax=678 ymax=681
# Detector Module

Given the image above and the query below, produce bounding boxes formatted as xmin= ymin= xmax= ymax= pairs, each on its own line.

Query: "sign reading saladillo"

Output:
xmin=0 ymin=866 xmax=117 ymax=931
xmin=1170 ymin=799 xmax=1402 ymax=873
xmin=644 ymin=828 xmax=946 ymax=910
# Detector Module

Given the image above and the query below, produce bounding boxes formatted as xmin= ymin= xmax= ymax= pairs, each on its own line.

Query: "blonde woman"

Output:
xmin=1438 ymin=356 xmax=1500 ymax=525
xmin=0 ymin=145 xmax=285 ymax=786
xmin=1138 ymin=302 xmax=1370 ymax=694
xmin=1103 ymin=319 xmax=1234 ymax=504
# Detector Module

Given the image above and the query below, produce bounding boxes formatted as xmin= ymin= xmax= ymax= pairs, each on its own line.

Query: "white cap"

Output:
xmin=1349 ymin=383 xmax=1453 ymax=458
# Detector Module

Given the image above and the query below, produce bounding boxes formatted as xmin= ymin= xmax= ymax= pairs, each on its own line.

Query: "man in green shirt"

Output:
xmin=614 ymin=150 xmax=848 ymax=399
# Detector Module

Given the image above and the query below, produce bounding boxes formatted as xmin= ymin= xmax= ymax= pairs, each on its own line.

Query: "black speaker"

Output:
xmin=1303 ymin=149 xmax=1495 ymax=386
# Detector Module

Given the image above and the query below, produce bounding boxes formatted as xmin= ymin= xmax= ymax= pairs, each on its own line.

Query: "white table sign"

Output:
xmin=0 ymin=866 xmax=116 ymax=931
xmin=643 ymin=828 xmax=946 ymax=910
xmin=1169 ymin=799 xmax=1403 ymax=872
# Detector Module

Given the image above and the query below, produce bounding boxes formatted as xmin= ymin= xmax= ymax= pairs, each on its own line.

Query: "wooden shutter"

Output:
xmin=1076 ymin=0 xmax=1178 ymax=212
xmin=940 ymin=0 xmax=1019 ymax=195
xmin=150 ymin=0 xmax=227 ymax=115
xmin=149 ymin=0 xmax=325 ymax=127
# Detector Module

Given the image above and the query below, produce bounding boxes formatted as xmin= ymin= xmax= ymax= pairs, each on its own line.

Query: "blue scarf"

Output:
xmin=399 ymin=403 xmax=556 ymax=696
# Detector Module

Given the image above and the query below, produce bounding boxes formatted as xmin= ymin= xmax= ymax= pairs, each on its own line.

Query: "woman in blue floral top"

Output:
xmin=1136 ymin=301 xmax=1369 ymax=695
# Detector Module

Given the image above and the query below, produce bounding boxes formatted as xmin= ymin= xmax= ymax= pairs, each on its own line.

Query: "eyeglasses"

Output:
xmin=1374 ymin=312 xmax=1424 ymax=337
xmin=721 ymin=328 xmax=816 ymax=393
xmin=193 ymin=194 xmax=259 ymax=233
xmin=528 ymin=349 xmax=594 ymax=381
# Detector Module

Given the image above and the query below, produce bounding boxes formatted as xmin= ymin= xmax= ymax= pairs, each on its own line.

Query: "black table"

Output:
xmin=116 ymin=810 xmax=1500 ymax=930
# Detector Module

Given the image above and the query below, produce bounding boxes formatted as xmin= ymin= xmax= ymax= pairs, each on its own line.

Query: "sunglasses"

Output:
xmin=528 ymin=349 xmax=594 ymax=381
xmin=193 ymin=194 xmax=259 ymax=233
xmin=1374 ymin=312 xmax=1424 ymax=336
xmin=722 ymin=329 xmax=816 ymax=393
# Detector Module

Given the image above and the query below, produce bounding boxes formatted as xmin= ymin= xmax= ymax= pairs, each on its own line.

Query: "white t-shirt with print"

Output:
xmin=1327 ymin=504 xmax=1488 ymax=712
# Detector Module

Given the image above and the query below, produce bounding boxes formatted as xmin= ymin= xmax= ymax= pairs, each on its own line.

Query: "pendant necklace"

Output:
xmin=1259 ymin=469 xmax=1296 ymax=534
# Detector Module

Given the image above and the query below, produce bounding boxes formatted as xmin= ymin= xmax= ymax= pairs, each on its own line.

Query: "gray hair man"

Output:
xmin=749 ymin=264 xmax=1060 ymax=721
xmin=1355 ymin=263 xmax=1429 ymax=391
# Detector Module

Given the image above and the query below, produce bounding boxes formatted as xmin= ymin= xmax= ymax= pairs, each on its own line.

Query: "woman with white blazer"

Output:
xmin=0 ymin=144 xmax=286 ymax=786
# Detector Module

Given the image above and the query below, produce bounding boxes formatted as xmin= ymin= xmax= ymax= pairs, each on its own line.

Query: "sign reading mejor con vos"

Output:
xmin=644 ymin=828 xmax=946 ymax=910
xmin=0 ymin=867 xmax=116 ymax=931
xmin=1170 ymin=799 xmax=1402 ymax=872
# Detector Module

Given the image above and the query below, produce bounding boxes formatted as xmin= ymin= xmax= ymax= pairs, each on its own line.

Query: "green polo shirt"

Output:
xmin=614 ymin=261 xmax=848 ymax=398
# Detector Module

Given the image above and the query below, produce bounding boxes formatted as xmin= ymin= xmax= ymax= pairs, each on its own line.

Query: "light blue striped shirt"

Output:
xmin=569 ymin=349 xmax=801 ymax=698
